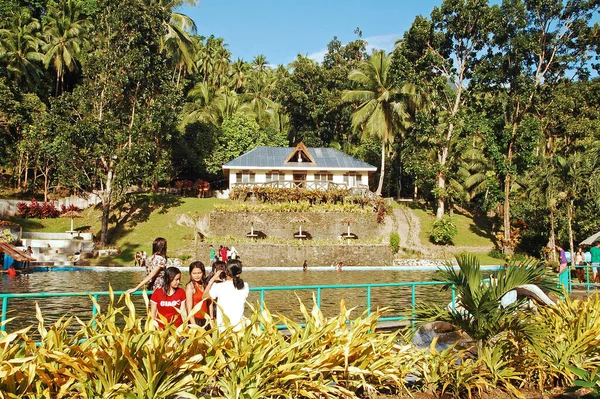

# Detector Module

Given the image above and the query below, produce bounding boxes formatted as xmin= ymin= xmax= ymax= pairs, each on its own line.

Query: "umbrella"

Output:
xmin=61 ymin=210 xmax=82 ymax=232
xmin=290 ymin=215 xmax=310 ymax=238
xmin=248 ymin=215 xmax=264 ymax=237
xmin=580 ymin=231 xmax=600 ymax=246
xmin=340 ymin=217 xmax=356 ymax=244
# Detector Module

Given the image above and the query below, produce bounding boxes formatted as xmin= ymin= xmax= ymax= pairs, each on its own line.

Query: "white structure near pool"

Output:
xmin=223 ymin=142 xmax=377 ymax=193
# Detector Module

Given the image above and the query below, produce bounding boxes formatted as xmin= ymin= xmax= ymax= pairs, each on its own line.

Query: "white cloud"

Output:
xmin=364 ymin=34 xmax=400 ymax=53
xmin=299 ymin=33 xmax=400 ymax=65
xmin=307 ymin=49 xmax=328 ymax=63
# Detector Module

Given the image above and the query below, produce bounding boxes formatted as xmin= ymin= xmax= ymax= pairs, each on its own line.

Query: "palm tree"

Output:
xmin=241 ymin=74 xmax=276 ymax=127
xmin=414 ymin=253 xmax=558 ymax=344
xmin=342 ymin=50 xmax=416 ymax=196
xmin=0 ymin=8 xmax=44 ymax=89
xmin=148 ymin=0 xmax=197 ymax=87
xmin=229 ymin=57 xmax=250 ymax=91
xmin=42 ymin=0 xmax=90 ymax=95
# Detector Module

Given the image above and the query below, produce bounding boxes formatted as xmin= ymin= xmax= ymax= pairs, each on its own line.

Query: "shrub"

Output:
xmin=60 ymin=204 xmax=82 ymax=214
xmin=429 ymin=215 xmax=458 ymax=245
xmin=390 ymin=232 xmax=400 ymax=253
xmin=488 ymin=248 xmax=504 ymax=259
xmin=16 ymin=198 xmax=60 ymax=219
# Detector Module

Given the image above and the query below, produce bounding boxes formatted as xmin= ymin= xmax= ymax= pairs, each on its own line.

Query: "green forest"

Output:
xmin=1 ymin=0 xmax=599 ymax=255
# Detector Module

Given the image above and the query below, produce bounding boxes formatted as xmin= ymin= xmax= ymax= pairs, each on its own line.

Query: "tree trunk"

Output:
xmin=435 ymin=174 xmax=445 ymax=219
xmin=100 ymin=167 xmax=115 ymax=245
xmin=549 ymin=209 xmax=556 ymax=262
xmin=375 ymin=141 xmax=385 ymax=196
xmin=567 ymin=199 xmax=575 ymax=267
xmin=503 ymin=173 xmax=513 ymax=254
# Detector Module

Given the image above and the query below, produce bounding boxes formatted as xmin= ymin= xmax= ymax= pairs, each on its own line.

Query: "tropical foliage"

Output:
xmin=1 ymin=287 xmax=600 ymax=398
xmin=1 ymin=0 xmax=600 ymax=255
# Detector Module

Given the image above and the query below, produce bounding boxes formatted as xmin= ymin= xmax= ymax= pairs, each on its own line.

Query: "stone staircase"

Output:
xmin=21 ymin=232 xmax=95 ymax=266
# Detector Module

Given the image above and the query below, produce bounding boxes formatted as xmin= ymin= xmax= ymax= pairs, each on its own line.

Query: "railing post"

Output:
xmin=316 ymin=287 xmax=321 ymax=308
xmin=260 ymin=289 xmax=265 ymax=310
xmin=1 ymin=297 xmax=7 ymax=332
xmin=366 ymin=286 xmax=371 ymax=316
xmin=451 ymin=286 xmax=456 ymax=311
xmin=411 ymin=284 xmax=416 ymax=329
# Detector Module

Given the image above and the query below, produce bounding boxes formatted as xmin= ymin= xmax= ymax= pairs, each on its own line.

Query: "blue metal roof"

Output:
xmin=223 ymin=146 xmax=377 ymax=170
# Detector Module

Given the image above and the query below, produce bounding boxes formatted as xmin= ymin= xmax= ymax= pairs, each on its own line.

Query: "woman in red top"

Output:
xmin=150 ymin=266 xmax=187 ymax=329
xmin=185 ymin=261 xmax=211 ymax=327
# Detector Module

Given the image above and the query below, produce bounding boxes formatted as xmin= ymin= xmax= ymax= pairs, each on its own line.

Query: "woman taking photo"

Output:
xmin=204 ymin=260 xmax=249 ymax=331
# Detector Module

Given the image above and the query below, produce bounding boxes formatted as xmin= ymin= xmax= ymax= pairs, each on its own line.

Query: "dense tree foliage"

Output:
xmin=1 ymin=0 xmax=599 ymax=254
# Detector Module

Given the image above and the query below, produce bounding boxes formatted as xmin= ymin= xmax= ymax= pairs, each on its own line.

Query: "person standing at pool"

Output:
xmin=209 ymin=245 xmax=216 ymax=264
xmin=186 ymin=261 xmax=211 ymax=327
xmin=590 ymin=240 xmax=600 ymax=283
xmin=128 ymin=237 xmax=168 ymax=293
xmin=220 ymin=246 xmax=228 ymax=263
xmin=204 ymin=260 xmax=249 ymax=331
xmin=151 ymin=266 xmax=187 ymax=329
xmin=556 ymin=245 xmax=568 ymax=273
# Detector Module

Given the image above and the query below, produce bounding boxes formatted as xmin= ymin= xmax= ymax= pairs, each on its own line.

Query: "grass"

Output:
xmin=397 ymin=202 xmax=497 ymax=248
xmin=8 ymin=194 xmax=227 ymax=265
xmin=8 ymin=195 xmax=499 ymax=266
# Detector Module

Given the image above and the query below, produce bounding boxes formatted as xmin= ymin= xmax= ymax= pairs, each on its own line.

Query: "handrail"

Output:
xmin=0 ymin=281 xmax=454 ymax=332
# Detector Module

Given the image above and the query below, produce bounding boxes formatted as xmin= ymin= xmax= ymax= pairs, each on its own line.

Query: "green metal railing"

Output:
xmin=0 ymin=281 xmax=455 ymax=332
xmin=567 ymin=263 xmax=600 ymax=294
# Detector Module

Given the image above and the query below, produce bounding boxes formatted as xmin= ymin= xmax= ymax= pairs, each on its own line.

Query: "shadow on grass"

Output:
xmin=98 ymin=193 xmax=184 ymax=245
xmin=7 ymin=217 xmax=44 ymax=230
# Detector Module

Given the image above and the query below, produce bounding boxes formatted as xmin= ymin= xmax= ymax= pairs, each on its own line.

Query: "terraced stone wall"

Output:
xmin=209 ymin=211 xmax=383 ymax=241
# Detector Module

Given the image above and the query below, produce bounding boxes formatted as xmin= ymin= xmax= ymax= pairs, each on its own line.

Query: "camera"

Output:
xmin=219 ymin=271 xmax=226 ymax=280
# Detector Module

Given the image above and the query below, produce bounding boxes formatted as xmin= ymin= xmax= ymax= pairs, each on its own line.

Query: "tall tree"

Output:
xmin=342 ymin=50 xmax=416 ymax=196
xmin=397 ymin=0 xmax=493 ymax=218
xmin=473 ymin=0 xmax=599 ymax=253
xmin=54 ymin=0 xmax=179 ymax=245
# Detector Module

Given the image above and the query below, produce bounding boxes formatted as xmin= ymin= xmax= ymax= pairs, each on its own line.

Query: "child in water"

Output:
xmin=185 ymin=261 xmax=211 ymax=327
xmin=150 ymin=266 xmax=187 ymax=329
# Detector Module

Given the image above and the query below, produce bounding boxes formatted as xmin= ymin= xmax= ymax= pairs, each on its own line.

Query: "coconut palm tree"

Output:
xmin=229 ymin=57 xmax=250 ymax=91
xmin=42 ymin=0 xmax=91 ymax=95
xmin=0 ymin=8 xmax=44 ymax=89
xmin=148 ymin=0 xmax=197 ymax=87
xmin=342 ymin=50 xmax=417 ymax=196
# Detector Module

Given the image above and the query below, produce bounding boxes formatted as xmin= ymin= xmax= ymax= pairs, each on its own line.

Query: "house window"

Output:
xmin=314 ymin=172 xmax=333 ymax=181
xmin=236 ymin=171 xmax=255 ymax=183
xmin=266 ymin=171 xmax=284 ymax=182
xmin=343 ymin=173 xmax=362 ymax=187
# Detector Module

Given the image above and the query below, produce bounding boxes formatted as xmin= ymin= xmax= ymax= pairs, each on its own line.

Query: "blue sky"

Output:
xmin=180 ymin=0 xmax=445 ymax=66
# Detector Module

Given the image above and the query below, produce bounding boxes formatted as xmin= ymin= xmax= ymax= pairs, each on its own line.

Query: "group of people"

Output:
xmin=556 ymin=240 xmax=600 ymax=283
xmin=209 ymin=244 xmax=239 ymax=264
xmin=134 ymin=251 xmax=148 ymax=268
xmin=128 ymin=238 xmax=249 ymax=331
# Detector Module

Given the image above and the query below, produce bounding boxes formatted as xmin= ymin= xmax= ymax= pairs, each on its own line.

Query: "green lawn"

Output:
xmin=393 ymin=201 xmax=497 ymax=249
xmin=9 ymin=195 xmax=227 ymax=265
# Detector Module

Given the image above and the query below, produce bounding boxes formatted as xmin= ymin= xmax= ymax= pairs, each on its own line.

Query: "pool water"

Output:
xmin=1 ymin=267 xmax=462 ymax=333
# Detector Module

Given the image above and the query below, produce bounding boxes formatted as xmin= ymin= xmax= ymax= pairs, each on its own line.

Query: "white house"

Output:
xmin=222 ymin=142 xmax=377 ymax=192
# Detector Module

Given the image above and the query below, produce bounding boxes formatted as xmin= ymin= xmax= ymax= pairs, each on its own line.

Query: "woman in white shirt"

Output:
xmin=204 ymin=260 xmax=249 ymax=330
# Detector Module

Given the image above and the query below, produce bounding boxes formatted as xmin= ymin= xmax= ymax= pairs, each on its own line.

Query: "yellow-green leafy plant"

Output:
xmin=525 ymin=294 xmax=600 ymax=389
xmin=0 ymin=320 xmax=36 ymax=398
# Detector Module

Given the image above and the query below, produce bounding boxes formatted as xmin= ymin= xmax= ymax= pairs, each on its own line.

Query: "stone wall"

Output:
xmin=209 ymin=211 xmax=382 ymax=240
xmin=198 ymin=243 xmax=393 ymax=267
